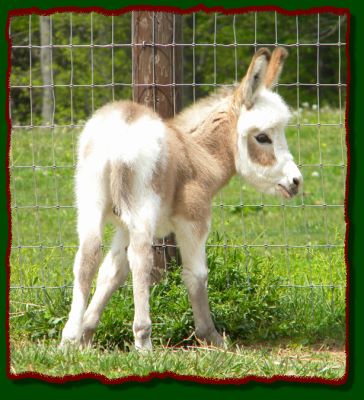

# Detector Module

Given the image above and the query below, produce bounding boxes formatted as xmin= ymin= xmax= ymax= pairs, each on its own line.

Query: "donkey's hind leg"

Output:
xmin=60 ymin=215 xmax=104 ymax=347
xmin=60 ymin=173 xmax=107 ymax=347
xmin=81 ymin=227 xmax=130 ymax=346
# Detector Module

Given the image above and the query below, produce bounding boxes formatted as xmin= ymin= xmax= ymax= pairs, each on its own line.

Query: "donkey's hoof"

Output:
xmin=59 ymin=325 xmax=82 ymax=350
xmin=59 ymin=336 xmax=81 ymax=350
xmin=211 ymin=332 xmax=225 ymax=348
xmin=80 ymin=329 xmax=95 ymax=348
xmin=196 ymin=329 xmax=226 ymax=348
xmin=206 ymin=332 xmax=226 ymax=348
xmin=134 ymin=338 xmax=153 ymax=352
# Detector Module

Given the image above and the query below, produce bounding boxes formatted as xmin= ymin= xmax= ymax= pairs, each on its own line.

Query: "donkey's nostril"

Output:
xmin=293 ymin=177 xmax=300 ymax=187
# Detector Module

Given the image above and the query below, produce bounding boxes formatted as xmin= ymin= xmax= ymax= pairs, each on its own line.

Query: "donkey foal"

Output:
xmin=61 ymin=47 xmax=302 ymax=350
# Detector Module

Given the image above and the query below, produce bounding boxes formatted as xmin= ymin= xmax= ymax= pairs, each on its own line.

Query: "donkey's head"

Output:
xmin=232 ymin=47 xmax=302 ymax=198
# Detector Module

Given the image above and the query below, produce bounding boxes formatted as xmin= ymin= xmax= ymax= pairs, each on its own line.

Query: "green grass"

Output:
xmin=9 ymin=106 xmax=347 ymax=378
xmin=10 ymin=340 xmax=346 ymax=380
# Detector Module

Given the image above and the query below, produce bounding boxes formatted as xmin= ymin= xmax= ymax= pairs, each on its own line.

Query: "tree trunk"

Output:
xmin=40 ymin=16 xmax=53 ymax=125
xmin=132 ymin=11 xmax=182 ymax=280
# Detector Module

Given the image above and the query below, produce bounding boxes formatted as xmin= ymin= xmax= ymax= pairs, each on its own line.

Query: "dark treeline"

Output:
xmin=10 ymin=12 xmax=347 ymax=126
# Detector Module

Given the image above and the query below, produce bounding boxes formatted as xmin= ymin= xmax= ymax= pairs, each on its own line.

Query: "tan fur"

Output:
xmin=123 ymin=100 xmax=156 ymax=124
xmin=264 ymin=47 xmax=288 ymax=88
xmin=110 ymin=162 xmax=133 ymax=215
xmin=171 ymin=87 xmax=233 ymax=134
xmin=156 ymin=111 xmax=237 ymax=237
xmin=79 ymin=235 xmax=101 ymax=297
xmin=247 ymin=133 xmax=276 ymax=166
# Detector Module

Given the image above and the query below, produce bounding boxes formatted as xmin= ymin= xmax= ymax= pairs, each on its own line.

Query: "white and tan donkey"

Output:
xmin=60 ymin=47 xmax=303 ymax=350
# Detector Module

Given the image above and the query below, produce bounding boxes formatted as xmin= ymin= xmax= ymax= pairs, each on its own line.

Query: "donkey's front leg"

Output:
xmin=127 ymin=229 xmax=154 ymax=351
xmin=175 ymin=220 xmax=223 ymax=347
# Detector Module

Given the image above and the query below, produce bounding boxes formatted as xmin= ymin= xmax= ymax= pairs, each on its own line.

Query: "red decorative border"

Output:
xmin=5 ymin=4 xmax=351 ymax=386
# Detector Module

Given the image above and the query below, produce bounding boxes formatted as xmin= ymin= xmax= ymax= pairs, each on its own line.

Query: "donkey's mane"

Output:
xmin=171 ymin=86 xmax=234 ymax=134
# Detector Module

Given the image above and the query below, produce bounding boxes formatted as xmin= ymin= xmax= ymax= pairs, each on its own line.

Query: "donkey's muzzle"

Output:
xmin=277 ymin=181 xmax=300 ymax=198
xmin=289 ymin=182 xmax=299 ymax=196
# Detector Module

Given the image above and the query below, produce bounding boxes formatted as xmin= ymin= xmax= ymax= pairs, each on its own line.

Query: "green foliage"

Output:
xmin=181 ymin=12 xmax=347 ymax=106
xmin=93 ymin=250 xmax=287 ymax=349
xmin=9 ymin=242 xmax=345 ymax=348
xmin=207 ymin=250 xmax=284 ymax=340
xmin=10 ymin=12 xmax=347 ymax=125
xmin=10 ymin=13 xmax=133 ymax=125
xmin=10 ymin=287 xmax=69 ymax=342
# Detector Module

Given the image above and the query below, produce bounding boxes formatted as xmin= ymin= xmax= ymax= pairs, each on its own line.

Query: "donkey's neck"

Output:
xmin=166 ymin=107 xmax=238 ymax=227
xmin=190 ymin=109 xmax=237 ymax=193
xmin=171 ymin=87 xmax=233 ymax=135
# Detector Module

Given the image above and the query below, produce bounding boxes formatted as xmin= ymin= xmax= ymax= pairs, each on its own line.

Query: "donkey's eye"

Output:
xmin=255 ymin=133 xmax=272 ymax=144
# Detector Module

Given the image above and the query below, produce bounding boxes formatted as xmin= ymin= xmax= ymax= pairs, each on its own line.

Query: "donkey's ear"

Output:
xmin=264 ymin=47 xmax=288 ymax=89
xmin=233 ymin=48 xmax=271 ymax=111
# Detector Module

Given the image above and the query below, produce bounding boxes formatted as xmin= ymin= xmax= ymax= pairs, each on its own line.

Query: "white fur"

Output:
xmin=79 ymin=109 xmax=165 ymax=175
xmin=236 ymin=89 xmax=302 ymax=195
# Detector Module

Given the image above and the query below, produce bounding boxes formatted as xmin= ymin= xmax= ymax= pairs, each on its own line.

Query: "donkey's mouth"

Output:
xmin=277 ymin=184 xmax=294 ymax=199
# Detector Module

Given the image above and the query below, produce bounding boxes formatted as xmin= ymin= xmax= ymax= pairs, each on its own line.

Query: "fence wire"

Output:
xmin=9 ymin=11 xmax=347 ymax=305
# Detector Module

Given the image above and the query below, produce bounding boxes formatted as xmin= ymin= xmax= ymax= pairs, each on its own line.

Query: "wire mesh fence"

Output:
xmin=8 ymin=9 xmax=347 ymax=337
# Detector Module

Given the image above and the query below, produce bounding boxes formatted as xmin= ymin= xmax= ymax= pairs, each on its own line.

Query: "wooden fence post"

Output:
xmin=132 ymin=11 xmax=182 ymax=279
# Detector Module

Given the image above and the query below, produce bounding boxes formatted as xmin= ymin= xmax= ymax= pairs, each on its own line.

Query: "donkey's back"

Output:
xmin=78 ymin=101 xmax=166 ymax=171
